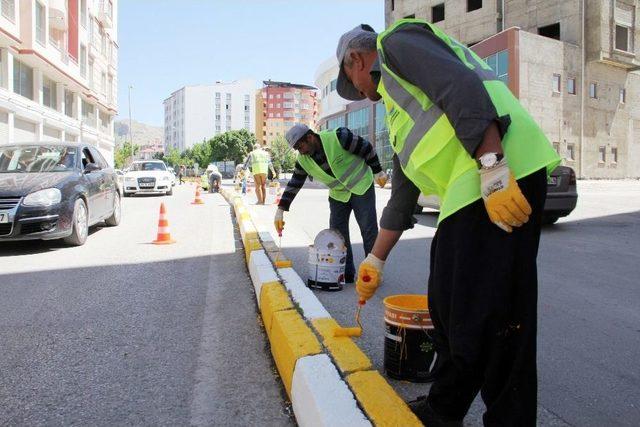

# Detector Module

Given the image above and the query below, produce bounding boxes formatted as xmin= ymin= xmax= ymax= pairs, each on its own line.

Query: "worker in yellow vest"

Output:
xmin=335 ymin=21 xmax=560 ymax=426
xmin=244 ymin=144 xmax=275 ymax=204
xmin=274 ymin=124 xmax=388 ymax=285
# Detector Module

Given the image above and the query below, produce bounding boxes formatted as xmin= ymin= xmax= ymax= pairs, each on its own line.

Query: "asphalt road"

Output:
xmin=245 ymin=179 xmax=640 ymax=427
xmin=0 ymin=184 xmax=293 ymax=426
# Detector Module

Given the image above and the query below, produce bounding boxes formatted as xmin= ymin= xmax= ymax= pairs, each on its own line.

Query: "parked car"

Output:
xmin=416 ymin=166 xmax=578 ymax=224
xmin=123 ymin=160 xmax=174 ymax=197
xmin=167 ymin=166 xmax=177 ymax=186
xmin=114 ymin=169 xmax=125 ymax=194
xmin=0 ymin=142 xmax=121 ymax=246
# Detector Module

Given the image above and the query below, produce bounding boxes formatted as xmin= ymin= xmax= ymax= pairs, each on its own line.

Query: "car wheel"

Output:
xmin=105 ymin=192 xmax=121 ymax=226
xmin=64 ymin=198 xmax=89 ymax=246
xmin=542 ymin=215 xmax=559 ymax=225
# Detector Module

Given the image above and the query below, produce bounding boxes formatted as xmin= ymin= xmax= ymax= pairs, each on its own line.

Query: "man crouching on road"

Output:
xmin=274 ymin=124 xmax=388 ymax=284
xmin=336 ymin=21 xmax=560 ymax=426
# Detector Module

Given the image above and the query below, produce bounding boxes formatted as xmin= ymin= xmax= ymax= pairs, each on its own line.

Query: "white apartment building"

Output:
xmin=163 ymin=79 xmax=256 ymax=152
xmin=0 ymin=0 xmax=118 ymax=164
xmin=314 ymin=56 xmax=350 ymax=127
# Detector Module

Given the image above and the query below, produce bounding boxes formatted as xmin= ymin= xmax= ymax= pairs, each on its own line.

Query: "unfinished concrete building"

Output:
xmin=386 ymin=0 xmax=640 ymax=178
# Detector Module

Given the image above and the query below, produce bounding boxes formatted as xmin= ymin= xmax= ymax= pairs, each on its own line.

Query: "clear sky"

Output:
xmin=116 ymin=0 xmax=385 ymax=126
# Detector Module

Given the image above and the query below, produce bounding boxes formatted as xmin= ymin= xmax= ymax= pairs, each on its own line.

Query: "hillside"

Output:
xmin=114 ymin=119 xmax=163 ymax=147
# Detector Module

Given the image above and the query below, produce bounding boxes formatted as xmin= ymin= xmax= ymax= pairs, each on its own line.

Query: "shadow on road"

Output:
xmin=0 ymin=226 xmax=106 ymax=256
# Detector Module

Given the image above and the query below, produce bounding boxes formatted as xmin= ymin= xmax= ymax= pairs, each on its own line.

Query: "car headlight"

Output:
xmin=125 ymin=176 xmax=136 ymax=182
xmin=22 ymin=188 xmax=62 ymax=207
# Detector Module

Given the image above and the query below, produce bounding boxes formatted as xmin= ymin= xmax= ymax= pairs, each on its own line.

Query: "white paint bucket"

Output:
xmin=307 ymin=229 xmax=347 ymax=291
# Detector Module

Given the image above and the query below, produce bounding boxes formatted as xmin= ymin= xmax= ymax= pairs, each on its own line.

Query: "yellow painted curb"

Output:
xmin=311 ymin=318 xmax=372 ymax=374
xmin=270 ymin=309 xmax=322 ymax=397
xmin=347 ymin=371 xmax=422 ymax=427
xmin=244 ymin=238 xmax=262 ymax=262
xmin=260 ymin=281 xmax=294 ymax=335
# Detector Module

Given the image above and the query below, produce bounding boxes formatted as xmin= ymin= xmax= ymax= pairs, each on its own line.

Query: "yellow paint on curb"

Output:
xmin=347 ymin=371 xmax=423 ymax=427
xmin=260 ymin=281 xmax=294 ymax=334
xmin=311 ymin=318 xmax=372 ymax=374
xmin=270 ymin=309 xmax=322 ymax=397
xmin=244 ymin=238 xmax=262 ymax=261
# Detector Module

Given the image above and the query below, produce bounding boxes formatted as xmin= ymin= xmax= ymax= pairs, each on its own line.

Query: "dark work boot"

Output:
xmin=408 ymin=396 xmax=463 ymax=427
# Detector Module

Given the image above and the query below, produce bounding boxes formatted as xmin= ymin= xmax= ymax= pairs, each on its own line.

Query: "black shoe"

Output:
xmin=344 ymin=274 xmax=355 ymax=283
xmin=407 ymin=396 xmax=463 ymax=427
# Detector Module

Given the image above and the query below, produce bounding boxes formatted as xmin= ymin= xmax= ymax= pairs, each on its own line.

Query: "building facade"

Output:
xmin=163 ymin=79 xmax=256 ymax=153
xmin=256 ymin=80 xmax=317 ymax=146
xmin=385 ymin=0 xmax=640 ymax=178
xmin=0 ymin=0 xmax=118 ymax=164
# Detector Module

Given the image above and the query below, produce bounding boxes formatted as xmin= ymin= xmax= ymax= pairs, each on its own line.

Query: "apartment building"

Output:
xmin=385 ymin=0 xmax=640 ymax=178
xmin=164 ymin=79 xmax=255 ymax=152
xmin=0 ymin=0 xmax=118 ymax=163
xmin=255 ymin=80 xmax=317 ymax=146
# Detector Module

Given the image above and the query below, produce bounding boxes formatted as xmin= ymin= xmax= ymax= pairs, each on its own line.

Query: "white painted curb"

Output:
xmin=292 ymin=354 xmax=371 ymax=427
xmin=278 ymin=267 xmax=330 ymax=320
xmin=248 ymin=249 xmax=279 ymax=305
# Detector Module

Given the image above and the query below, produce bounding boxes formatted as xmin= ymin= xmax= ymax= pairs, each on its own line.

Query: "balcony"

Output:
xmin=96 ymin=0 xmax=113 ymax=28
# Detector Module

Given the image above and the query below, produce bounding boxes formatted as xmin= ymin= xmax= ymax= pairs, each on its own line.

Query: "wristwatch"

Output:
xmin=478 ymin=152 xmax=504 ymax=170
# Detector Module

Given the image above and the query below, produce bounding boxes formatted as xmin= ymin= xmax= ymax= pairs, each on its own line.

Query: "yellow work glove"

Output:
xmin=479 ymin=158 xmax=532 ymax=233
xmin=356 ymin=253 xmax=385 ymax=301
xmin=374 ymin=171 xmax=388 ymax=188
xmin=274 ymin=208 xmax=285 ymax=235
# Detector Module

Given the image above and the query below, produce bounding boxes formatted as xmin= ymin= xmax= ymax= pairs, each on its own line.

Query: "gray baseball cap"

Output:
xmin=336 ymin=24 xmax=377 ymax=101
xmin=285 ymin=124 xmax=311 ymax=148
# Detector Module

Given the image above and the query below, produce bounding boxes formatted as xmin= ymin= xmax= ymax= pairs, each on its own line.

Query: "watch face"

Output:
xmin=480 ymin=153 xmax=498 ymax=168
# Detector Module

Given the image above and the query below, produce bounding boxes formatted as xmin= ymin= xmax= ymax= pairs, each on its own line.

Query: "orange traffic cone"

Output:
xmin=191 ymin=186 xmax=205 ymax=205
xmin=152 ymin=202 xmax=176 ymax=245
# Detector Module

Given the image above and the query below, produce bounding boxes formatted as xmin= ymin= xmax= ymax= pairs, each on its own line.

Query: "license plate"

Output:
xmin=139 ymin=183 xmax=154 ymax=188
xmin=547 ymin=176 xmax=558 ymax=186
xmin=0 ymin=212 xmax=9 ymax=223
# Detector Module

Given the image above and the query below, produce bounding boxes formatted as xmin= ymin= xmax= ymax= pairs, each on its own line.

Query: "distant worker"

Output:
xmin=335 ymin=20 xmax=561 ymax=425
xmin=178 ymin=165 xmax=185 ymax=185
xmin=274 ymin=124 xmax=388 ymax=284
xmin=244 ymin=144 xmax=276 ymax=204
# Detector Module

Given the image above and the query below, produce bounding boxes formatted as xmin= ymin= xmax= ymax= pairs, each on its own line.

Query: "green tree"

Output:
xmin=209 ymin=129 xmax=256 ymax=164
xmin=270 ymin=135 xmax=296 ymax=176
xmin=190 ymin=140 xmax=213 ymax=168
xmin=164 ymin=148 xmax=182 ymax=168
xmin=114 ymin=142 xmax=140 ymax=169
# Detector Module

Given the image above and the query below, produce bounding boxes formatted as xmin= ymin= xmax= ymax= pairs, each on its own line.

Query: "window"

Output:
xmin=283 ymin=111 xmax=293 ymax=118
xmin=277 ymin=103 xmax=281 ymax=108
xmin=268 ymin=113 xmax=273 ymax=118
xmin=589 ymin=82 xmax=597 ymax=99
xmin=276 ymin=94 xmax=281 ymax=99
xmin=611 ymin=147 xmax=618 ymax=163
xmin=2 ymin=0 xmax=15 ymax=22
xmin=552 ymin=74 xmax=561 ymax=93
xmin=483 ymin=50 xmax=509 ymax=85
xmin=65 ymin=89 xmax=74 ymax=117
xmin=244 ymin=105 xmax=250 ymax=111
xmin=432 ymin=3 xmax=445 ymax=23
xmin=35 ymin=2 xmax=46 ymax=45
xmin=215 ymin=92 xmax=220 ymax=99
xmin=467 ymin=0 xmax=482 ymax=12
xmin=81 ymin=100 xmax=96 ymax=124
xmin=566 ymin=144 xmax=575 ymax=161
xmin=598 ymin=146 xmax=606 ymax=163
xmin=42 ymin=76 xmax=57 ymax=109
xmin=88 ymin=58 xmax=94 ymax=88
xmin=80 ymin=0 xmax=86 ymax=27
xmin=553 ymin=142 xmax=560 ymax=154
xmin=99 ymin=111 xmax=109 ymax=130
xmin=538 ymin=23 xmax=560 ymax=40
xmin=619 ymin=88 xmax=626 ymax=103
xmin=283 ymin=92 xmax=294 ymax=99
xmin=330 ymin=79 xmax=337 ymax=91
xmin=347 ymin=107 xmax=370 ymax=140
xmin=615 ymin=25 xmax=631 ymax=52
xmin=567 ymin=78 xmax=576 ymax=95
xmin=283 ymin=102 xmax=293 ymax=108
xmin=12 ymin=59 xmax=33 ymax=100
xmin=269 ymin=94 xmax=273 ymax=99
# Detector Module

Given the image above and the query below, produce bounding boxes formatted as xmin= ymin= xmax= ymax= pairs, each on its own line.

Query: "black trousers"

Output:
xmin=426 ymin=169 xmax=547 ymax=426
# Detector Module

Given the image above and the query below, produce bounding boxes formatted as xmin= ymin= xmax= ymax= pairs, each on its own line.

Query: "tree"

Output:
xmin=190 ymin=140 xmax=213 ymax=168
xmin=114 ymin=142 xmax=140 ymax=169
xmin=164 ymin=148 xmax=182 ymax=168
xmin=209 ymin=129 xmax=256 ymax=164
xmin=270 ymin=135 xmax=296 ymax=176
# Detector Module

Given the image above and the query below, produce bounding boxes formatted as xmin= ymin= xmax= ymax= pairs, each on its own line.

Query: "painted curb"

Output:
xmin=220 ymin=186 xmax=422 ymax=427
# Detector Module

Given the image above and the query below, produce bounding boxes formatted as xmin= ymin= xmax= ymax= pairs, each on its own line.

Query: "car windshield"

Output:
xmin=0 ymin=145 xmax=77 ymax=173
xmin=131 ymin=162 xmax=166 ymax=171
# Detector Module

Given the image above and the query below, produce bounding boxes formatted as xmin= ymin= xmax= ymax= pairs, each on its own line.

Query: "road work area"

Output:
xmin=0 ymin=184 xmax=293 ymax=426
xmin=241 ymin=179 xmax=640 ymax=427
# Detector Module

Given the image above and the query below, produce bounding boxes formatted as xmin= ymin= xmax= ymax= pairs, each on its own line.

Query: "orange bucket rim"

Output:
xmin=383 ymin=294 xmax=428 ymax=312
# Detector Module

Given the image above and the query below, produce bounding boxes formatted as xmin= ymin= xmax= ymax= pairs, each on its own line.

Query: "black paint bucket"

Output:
xmin=383 ymin=294 xmax=437 ymax=382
